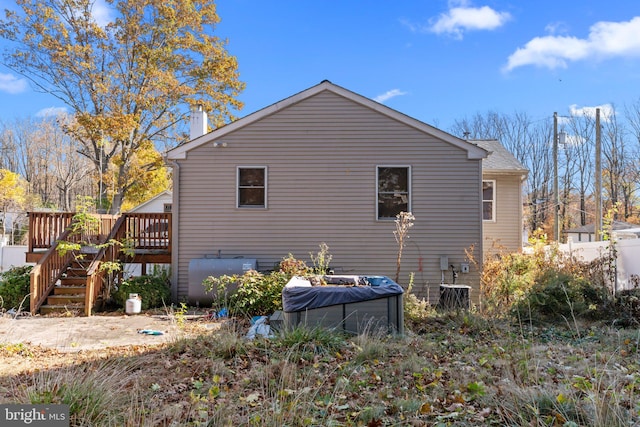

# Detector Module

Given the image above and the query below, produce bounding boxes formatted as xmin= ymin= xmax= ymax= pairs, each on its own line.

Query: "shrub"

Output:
xmin=481 ymin=230 xmax=615 ymax=322
xmin=403 ymin=275 xmax=435 ymax=331
xmin=279 ymin=253 xmax=311 ymax=278
xmin=204 ymin=254 xmax=313 ymax=317
xmin=205 ymin=270 xmax=289 ymax=317
xmin=0 ymin=265 xmax=32 ymax=311
xmin=512 ymin=269 xmax=607 ymax=322
xmin=113 ymin=274 xmax=171 ymax=310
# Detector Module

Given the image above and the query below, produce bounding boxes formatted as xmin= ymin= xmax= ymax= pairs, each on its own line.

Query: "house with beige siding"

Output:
xmin=166 ymin=81 xmax=489 ymax=305
xmin=472 ymin=140 xmax=528 ymax=255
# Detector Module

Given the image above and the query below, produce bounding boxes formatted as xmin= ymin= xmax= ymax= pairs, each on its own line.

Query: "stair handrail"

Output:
xmin=30 ymin=227 xmax=76 ymax=314
xmin=83 ymin=215 xmax=128 ymax=315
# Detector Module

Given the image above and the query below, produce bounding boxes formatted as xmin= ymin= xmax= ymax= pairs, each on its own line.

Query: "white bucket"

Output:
xmin=126 ymin=293 xmax=141 ymax=314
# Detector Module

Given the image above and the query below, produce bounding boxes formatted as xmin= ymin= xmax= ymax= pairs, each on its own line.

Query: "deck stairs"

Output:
xmin=39 ymin=253 xmax=96 ymax=315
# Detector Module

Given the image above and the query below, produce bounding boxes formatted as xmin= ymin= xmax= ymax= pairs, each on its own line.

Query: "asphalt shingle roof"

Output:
xmin=471 ymin=139 xmax=528 ymax=174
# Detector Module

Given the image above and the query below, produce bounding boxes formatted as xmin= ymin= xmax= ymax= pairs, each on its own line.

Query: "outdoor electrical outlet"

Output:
xmin=460 ymin=263 xmax=470 ymax=274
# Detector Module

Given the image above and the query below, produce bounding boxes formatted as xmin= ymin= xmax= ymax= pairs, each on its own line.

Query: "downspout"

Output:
xmin=169 ymin=159 xmax=180 ymax=304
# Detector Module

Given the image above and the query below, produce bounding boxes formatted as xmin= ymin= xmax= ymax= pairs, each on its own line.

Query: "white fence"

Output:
xmin=558 ymin=238 xmax=640 ymax=293
xmin=0 ymin=244 xmax=32 ymax=273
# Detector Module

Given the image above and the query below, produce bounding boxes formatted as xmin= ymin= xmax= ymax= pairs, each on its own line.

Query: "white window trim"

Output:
xmin=376 ymin=165 xmax=411 ymax=221
xmin=483 ymin=179 xmax=496 ymax=222
xmin=237 ymin=166 xmax=268 ymax=209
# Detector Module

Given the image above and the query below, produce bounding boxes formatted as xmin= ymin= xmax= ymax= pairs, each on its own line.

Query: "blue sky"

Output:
xmin=1 ymin=0 xmax=640 ymax=132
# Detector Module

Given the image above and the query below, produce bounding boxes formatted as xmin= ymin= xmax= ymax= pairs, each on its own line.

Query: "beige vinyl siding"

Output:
xmin=482 ymin=173 xmax=523 ymax=254
xmin=175 ymin=90 xmax=483 ymax=304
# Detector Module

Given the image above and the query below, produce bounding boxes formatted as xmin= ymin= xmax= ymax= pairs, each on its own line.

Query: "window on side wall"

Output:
xmin=482 ymin=180 xmax=495 ymax=221
xmin=377 ymin=166 xmax=410 ymax=220
xmin=238 ymin=167 xmax=267 ymax=208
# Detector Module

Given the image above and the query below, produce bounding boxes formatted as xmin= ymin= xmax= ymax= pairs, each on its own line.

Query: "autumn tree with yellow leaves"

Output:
xmin=0 ymin=168 xmax=37 ymax=243
xmin=0 ymin=0 xmax=244 ymax=213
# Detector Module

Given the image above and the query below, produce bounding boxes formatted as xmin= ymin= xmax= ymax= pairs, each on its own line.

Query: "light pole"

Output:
xmin=553 ymin=112 xmax=567 ymax=242
xmin=594 ymin=108 xmax=602 ymax=241
xmin=553 ymin=113 xmax=559 ymax=241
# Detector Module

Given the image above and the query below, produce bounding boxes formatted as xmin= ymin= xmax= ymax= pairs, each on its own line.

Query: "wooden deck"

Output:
xmin=27 ymin=212 xmax=171 ymax=315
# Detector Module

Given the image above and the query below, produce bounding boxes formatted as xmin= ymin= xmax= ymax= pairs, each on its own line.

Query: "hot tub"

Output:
xmin=282 ymin=275 xmax=404 ymax=335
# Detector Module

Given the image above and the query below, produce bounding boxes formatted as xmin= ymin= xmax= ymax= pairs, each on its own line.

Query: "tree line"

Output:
xmin=1 ymin=0 xmax=638 ymax=245
xmin=450 ymin=104 xmax=640 ymax=238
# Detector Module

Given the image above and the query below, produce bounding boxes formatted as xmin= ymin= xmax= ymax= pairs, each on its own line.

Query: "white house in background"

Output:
xmin=565 ymin=221 xmax=639 ymax=243
xmin=124 ymin=190 xmax=172 ymax=277
xmin=127 ymin=190 xmax=172 ymax=214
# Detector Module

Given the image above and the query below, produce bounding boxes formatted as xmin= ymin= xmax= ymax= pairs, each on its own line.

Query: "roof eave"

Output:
xmin=166 ymin=81 xmax=489 ymax=160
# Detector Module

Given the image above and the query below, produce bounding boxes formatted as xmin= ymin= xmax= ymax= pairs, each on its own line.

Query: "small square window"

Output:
xmin=238 ymin=167 xmax=267 ymax=208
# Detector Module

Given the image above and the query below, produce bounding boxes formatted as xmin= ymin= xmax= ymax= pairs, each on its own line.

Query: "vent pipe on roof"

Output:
xmin=190 ymin=104 xmax=208 ymax=140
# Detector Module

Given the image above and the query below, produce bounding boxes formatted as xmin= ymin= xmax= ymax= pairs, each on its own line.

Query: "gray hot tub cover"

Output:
xmin=282 ymin=275 xmax=404 ymax=312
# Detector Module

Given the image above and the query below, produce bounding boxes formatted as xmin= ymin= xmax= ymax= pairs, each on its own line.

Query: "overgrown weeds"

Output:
xmin=1 ymin=313 xmax=638 ymax=426
xmin=479 ymin=231 xmax=633 ymax=327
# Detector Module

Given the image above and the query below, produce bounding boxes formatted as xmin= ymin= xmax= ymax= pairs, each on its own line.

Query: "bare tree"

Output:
xmin=601 ymin=108 xmax=628 ymax=220
xmin=451 ymin=111 xmax=554 ymax=234
xmin=0 ymin=116 xmax=93 ymax=211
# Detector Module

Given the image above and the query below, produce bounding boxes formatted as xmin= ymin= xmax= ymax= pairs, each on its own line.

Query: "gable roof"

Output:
xmin=167 ymin=80 xmax=488 ymax=161
xmin=472 ymin=139 xmax=528 ymax=176
xmin=127 ymin=190 xmax=172 ymax=213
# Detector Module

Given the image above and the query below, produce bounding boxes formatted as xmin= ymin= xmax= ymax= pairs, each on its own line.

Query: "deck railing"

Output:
xmin=30 ymin=227 xmax=76 ymax=314
xmin=122 ymin=212 xmax=172 ymax=251
xmin=84 ymin=215 xmax=128 ymax=316
xmin=28 ymin=212 xmax=118 ymax=251
xmin=28 ymin=212 xmax=171 ymax=315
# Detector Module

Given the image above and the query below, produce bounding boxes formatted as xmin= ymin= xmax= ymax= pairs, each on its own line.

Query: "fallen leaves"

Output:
xmin=0 ymin=317 xmax=638 ymax=426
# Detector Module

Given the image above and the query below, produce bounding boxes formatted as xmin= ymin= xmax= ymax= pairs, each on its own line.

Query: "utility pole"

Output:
xmin=594 ymin=108 xmax=602 ymax=241
xmin=553 ymin=112 xmax=559 ymax=242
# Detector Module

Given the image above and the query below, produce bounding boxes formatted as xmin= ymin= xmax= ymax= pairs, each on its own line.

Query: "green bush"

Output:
xmin=204 ymin=254 xmax=312 ymax=317
xmin=481 ymin=230 xmax=615 ymax=322
xmin=0 ymin=265 xmax=32 ymax=311
xmin=513 ymin=269 xmax=607 ymax=322
xmin=205 ymin=270 xmax=288 ymax=317
xmin=113 ymin=275 xmax=171 ymax=310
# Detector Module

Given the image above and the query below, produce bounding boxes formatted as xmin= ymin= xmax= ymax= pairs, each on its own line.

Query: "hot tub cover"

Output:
xmin=282 ymin=275 xmax=404 ymax=312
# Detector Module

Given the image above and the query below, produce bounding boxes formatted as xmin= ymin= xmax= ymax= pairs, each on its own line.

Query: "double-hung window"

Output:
xmin=237 ymin=167 xmax=267 ymax=208
xmin=377 ymin=166 xmax=410 ymax=220
xmin=482 ymin=180 xmax=495 ymax=221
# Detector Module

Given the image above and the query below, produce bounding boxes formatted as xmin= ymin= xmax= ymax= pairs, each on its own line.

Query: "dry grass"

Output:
xmin=0 ymin=313 xmax=638 ymax=426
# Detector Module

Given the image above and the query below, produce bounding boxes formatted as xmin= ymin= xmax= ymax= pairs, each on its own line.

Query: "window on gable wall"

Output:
xmin=483 ymin=180 xmax=495 ymax=221
xmin=238 ymin=167 xmax=267 ymax=208
xmin=377 ymin=166 xmax=410 ymax=220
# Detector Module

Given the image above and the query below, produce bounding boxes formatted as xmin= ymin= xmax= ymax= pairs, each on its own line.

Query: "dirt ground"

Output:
xmin=0 ymin=312 xmax=205 ymax=352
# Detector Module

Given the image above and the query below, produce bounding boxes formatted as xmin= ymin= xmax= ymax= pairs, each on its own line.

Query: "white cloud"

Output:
xmin=374 ymin=89 xmax=408 ymax=103
xmin=36 ymin=107 xmax=68 ymax=118
xmin=504 ymin=16 xmax=640 ymax=71
xmin=544 ymin=21 xmax=569 ymax=35
xmin=569 ymin=103 xmax=615 ymax=121
xmin=428 ymin=1 xmax=511 ymax=39
xmin=0 ymin=73 xmax=28 ymax=94
xmin=91 ymin=0 xmax=115 ymax=27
